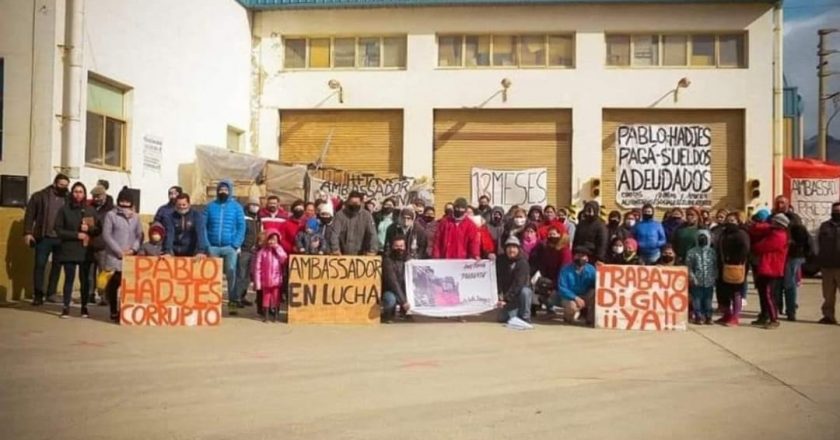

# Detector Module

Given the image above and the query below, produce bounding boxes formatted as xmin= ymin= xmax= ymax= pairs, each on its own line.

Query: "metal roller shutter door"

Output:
xmin=601 ymin=109 xmax=745 ymax=213
xmin=279 ymin=110 xmax=403 ymax=176
xmin=433 ymin=109 xmax=572 ymax=211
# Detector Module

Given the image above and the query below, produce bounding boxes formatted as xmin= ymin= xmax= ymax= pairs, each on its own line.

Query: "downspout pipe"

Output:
xmin=771 ymin=2 xmax=784 ymax=200
xmin=60 ymin=0 xmax=84 ymax=178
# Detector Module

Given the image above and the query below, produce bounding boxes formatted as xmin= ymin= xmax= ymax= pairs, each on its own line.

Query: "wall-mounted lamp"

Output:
xmin=501 ymin=78 xmax=512 ymax=103
xmin=674 ymin=77 xmax=691 ymax=102
xmin=328 ymin=79 xmax=343 ymax=104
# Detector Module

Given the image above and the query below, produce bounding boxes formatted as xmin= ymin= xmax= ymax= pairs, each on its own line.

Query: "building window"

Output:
xmin=227 ymin=126 xmax=245 ymax=152
xmin=283 ymin=36 xmax=406 ymax=70
xmin=86 ymin=75 xmax=128 ymax=169
xmin=438 ymin=34 xmax=574 ymax=68
xmin=0 ymin=58 xmax=4 ymax=161
xmin=607 ymin=33 xmax=746 ymax=68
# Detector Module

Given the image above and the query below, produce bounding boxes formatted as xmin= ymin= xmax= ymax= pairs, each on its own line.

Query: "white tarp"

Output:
xmin=405 ymin=259 xmax=498 ymax=317
xmin=615 ymin=124 xmax=713 ymax=208
xmin=470 ymin=167 xmax=547 ymax=210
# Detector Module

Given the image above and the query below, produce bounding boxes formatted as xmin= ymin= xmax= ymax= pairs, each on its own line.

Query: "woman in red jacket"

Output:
xmin=749 ymin=214 xmax=790 ymax=329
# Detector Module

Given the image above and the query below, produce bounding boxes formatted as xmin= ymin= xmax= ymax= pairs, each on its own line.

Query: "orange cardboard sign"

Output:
xmin=595 ymin=264 xmax=689 ymax=331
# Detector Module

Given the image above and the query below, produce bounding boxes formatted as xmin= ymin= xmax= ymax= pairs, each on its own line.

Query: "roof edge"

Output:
xmin=237 ymin=0 xmax=780 ymax=11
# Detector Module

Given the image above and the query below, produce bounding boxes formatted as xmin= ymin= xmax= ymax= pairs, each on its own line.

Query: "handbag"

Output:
xmin=722 ymin=264 xmax=746 ymax=284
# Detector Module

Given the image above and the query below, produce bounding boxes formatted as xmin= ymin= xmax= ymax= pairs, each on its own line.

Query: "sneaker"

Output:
xmin=60 ymin=308 xmax=70 ymax=319
xmin=704 ymin=317 xmax=714 ymax=325
xmin=751 ymin=318 xmax=768 ymax=326
xmin=725 ymin=316 xmax=740 ymax=327
xmin=818 ymin=317 xmax=838 ymax=325
xmin=786 ymin=314 xmax=796 ymax=322
xmin=228 ymin=302 xmax=239 ymax=316
xmin=240 ymin=298 xmax=253 ymax=307
xmin=46 ymin=295 xmax=59 ymax=304
xmin=763 ymin=320 xmax=780 ymax=330
xmin=31 ymin=296 xmax=44 ymax=306
xmin=80 ymin=307 xmax=89 ymax=318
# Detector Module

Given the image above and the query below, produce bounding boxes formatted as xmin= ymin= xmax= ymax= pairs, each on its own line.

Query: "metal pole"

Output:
xmin=817 ymin=28 xmax=838 ymax=161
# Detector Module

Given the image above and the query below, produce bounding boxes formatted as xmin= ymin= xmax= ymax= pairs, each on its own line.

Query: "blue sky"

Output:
xmin=784 ymin=0 xmax=840 ymax=139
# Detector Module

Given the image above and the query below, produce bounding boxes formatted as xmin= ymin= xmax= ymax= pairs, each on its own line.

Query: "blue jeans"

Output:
xmin=235 ymin=250 xmax=253 ymax=301
xmin=498 ymin=287 xmax=533 ymax=323
xmin=690 ymin=285 xmax=714 ymax=319
xmin=208 ymin=246 xmax=238 ymax=302
xmin=776 ymin=257 xmax=804 ymax=317
xmin=34 ymin=237 xmax=62 ymax=299
xmin=382 ymin=290 xmax=400 ymax=319
xmin=640 ymin=250 xmax=660 ymax=265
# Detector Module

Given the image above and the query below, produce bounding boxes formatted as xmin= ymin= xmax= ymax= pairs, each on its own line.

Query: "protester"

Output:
xmin=412 ymin=199 xmax=426 ymax=220
xmin=817 ymin=202 xmax=840 ymax=325
xmin=54 ymin=182 xmax=98 ymax=318
xmin=779 ymin=211 xmax=811 ymax=320
xmin=138 ymin=223 xmax=165 ymax=257
xmin=476 ymin=195 xmax=492 ymax=221
xmin=89 ymin=184 xmax=114 ymax=305
xmin=101 ymin=187 xmax=143 ymax=323
xmin=537 ymin=205 xmax=567 ymax=241
xmin=297 ymin=202 xmax=335 ymax=255
xmin=750 ymin=214 xmax=790 ymax=329
xmin=657 ymin=244 xmax=677 ymax=266
xmin=385 ymin=208 xmax=428 ymax=259
xmin=432 ymin=198 xmax=480 ymax=260
xmin=495 ymin=236 xmax=533 ymax=324
xmin=421 ymin=206 xmax=438 ymax=257
xmin=527 ymin=205 xmax=543 ymax=224
xmin=716 ymin=213 xmax=751 ymax=326
xmin=236 ymin=196 xmax=262 ymax=309
xmin=365 ymin=199 xmax=377 ymax=213
xmin=280 ymin=200 xmax=306 ymax=255
xmin=330 ymin=190 xmax=379 ymax=256
xmin=163 ymin=194 xmax=208 ymax=257
xmin=622 ymin=238 xmax=641 ymax=265
xmin=556 ymin=246 xmax=597 ymax=325
xmin=673 ymin=207 xmax=701 ymax=264
xmin=153 ymin=186 xmax=183 ymax=226
xmin=573 ymin=201 xmax=608 ymax=263
xmin=607 ymin=237 xmax=640 ymax=265
xmin=607 ymin=210 xmax=627 ymax=243
xmin=303 ymin=202 xmax=316 ymax=222
xmin=606 ymin=237 xmax=626 ymax=265
xmin=773 ymin=195 xmax=803 ymax=225
xmin=259 ymin=195 xmax=288 ymax=233
xmin=374 ymin=198 xmax=397 ymax=249
xmin=23 ymin=173 xmax=69 ymax=305
xmin=204 ymin=180 xmax=246 ymax=312
xmin=501 ymin=208 xmax=528 ymax=245
xmin=529 ymin=225 xmax=571 ymax=283
xmin=700 ymin=209 xmax=711 ymax=228
xmin=253 ymin=231 xmax=287 ymax=323
xmin=686 ymin=230 xmax=717 ymax=325
xmin=663 ymin=208 xmax=685 ymax=242
xmin=557 ymin=208 xmax=576 ymax=245
xmin=520 ymin=223 xmax=539 ymax=258
xmin=620 ymin=211 xmax=637 ymax=240
xmin=487 ymin=207 xmax=507 ymax=248
xmin=381 ymin=235 xmax=412 ymax=323
xmin=443 ymin=202 xmax=454 ymax=219
xmin=634 ymin=203 xmax=667 ymax=265
xmin=710 ymin=209 xmax=728 ymax=230
xmin=95 ymin=179 xmax=115 ymax=209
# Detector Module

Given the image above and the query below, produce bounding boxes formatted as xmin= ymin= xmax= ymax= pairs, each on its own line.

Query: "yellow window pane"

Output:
xmin=632 ymin=35 xmax=659 ymax=66
xmin=549 ymin=35 xmax=573 ymax=66
xmin=284 ymin=38 xmax=306 ymax=69
xmin=662 ymin=35 xmax=687 ymax=66
xmin=691 ymin=34 xmax=715 ymax=66
xmin=606 ymin=35 xmax=630 ymax=66
xmin=438 ymin=35 xmax=463 ymax=67
xmin=334 ymin=38 xmax=356 ymax=67
xmin=383 ymin=37 xmax=406 ymax=68
xmin=520 ymin=35 xmax=546 ymax=66
xmin=465 ymin=35 xmax=490 ymax=67
xmin=309 ymin=38 xmax=330 ymax=68
xmin=492 ymin=35 xmax=517 ymax=66
xmin=719 ymin=34 xmax=745 ymax=67
xmin=87 ymin=79 xmax=124 ymax=118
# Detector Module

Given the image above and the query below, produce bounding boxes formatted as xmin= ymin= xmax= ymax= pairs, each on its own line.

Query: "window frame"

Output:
xmin=85 ymin=74 xmax=130 ymax=171
xmin=436 ymin=33 xmax=575 ymax=69
xmin=605 ymin=32 xmax=747 ymax=69
xmin=282 ymin=36 xmax=407 ymax=71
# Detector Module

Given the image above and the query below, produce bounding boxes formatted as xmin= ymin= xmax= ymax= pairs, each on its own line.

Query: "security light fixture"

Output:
xmin=328 ymin=79 xmax=343 ymax=104
xmin=501 ymin=78 xmax=512 ymax=102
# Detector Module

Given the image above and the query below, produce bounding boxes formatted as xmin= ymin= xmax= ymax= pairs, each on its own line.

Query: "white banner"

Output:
xmin=616 ymin=125 xmax=712 ymax=208
xmin=405 ymin=259 xmax=498 ymax=317
xmin=791 ymin=178 xmax=840 ymax=235
xmin=470 ymin=167 xmax=547 ymax=209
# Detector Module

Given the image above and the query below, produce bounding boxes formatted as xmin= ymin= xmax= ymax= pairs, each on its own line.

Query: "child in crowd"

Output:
xmin=253 ymin=231 xmax=288 ymax=323
xmin=521 ymin=223 xmax=539 ymax=258
xmin=657 ymin=244 xmax=677 ymax=266
xmin=686 ymin=230 xmax=717 ymax=325
xmin=471 ymin=214 xmax=497 ymax=259
xmin=622 ymin=238 xmax=641 ymax=265
xmin=138 ymin=223 xmax=165 ymax=257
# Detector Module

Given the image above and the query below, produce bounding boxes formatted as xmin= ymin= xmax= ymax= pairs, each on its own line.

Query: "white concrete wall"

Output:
xmin=254 ymin=3 xmax=776 ymax=208
xmin=1 ymin=0 xmax=252 ymax=213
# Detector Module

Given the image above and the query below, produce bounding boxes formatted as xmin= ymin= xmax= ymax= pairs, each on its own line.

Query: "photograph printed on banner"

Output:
xmin=406 ymin=260 xmax=498 ymax=317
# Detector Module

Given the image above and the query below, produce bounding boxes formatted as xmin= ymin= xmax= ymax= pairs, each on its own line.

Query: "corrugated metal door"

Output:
xmin=601 ymin=109 xmax=745 ymax=212
xmin=279 ymin=110 xmax=403 ymax=176
xmin=433 ymin=109 xmax=572 ymax=210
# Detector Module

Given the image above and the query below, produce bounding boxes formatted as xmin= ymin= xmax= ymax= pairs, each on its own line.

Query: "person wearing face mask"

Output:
xmin=476 ymin=195 xmax=492 ymax=221
xmin=258 ymin=195 xmax=289 ymax=233
xmin=204 ymin=180 xmax=246 ymax=312
xmin=501 ymin=208 xmax=528 ymax=248
xmin=432 ymin=198 xmax=480 ymax=260
xmin=487 ymin=206 xmax=507 ymax=249
xmin=330 ymin=191 xmax=379 ymax=256
xmin=527 ymin=205 xmax=543 ymax=224
xmin=529 ymin=225 xmax=572 ymax=314
xmin=634 ymin=203 xmax=667 ymax=265
xmin=374 ymin=198 xmax=398 ymax=249
xmin=657 ymin=244 xmax=677 ymax=266
xmin=233 ymin=196 xmax=263 ymax=311
xmin=686 ymin=230 xmax=718 ymax=325
xmin=572 ymin=201 xmax=608 ymax=264
xmin=472 ymin=213 xmax=497 ymax=260
xmin=817 ymin=202 xmax=840 ymax=325
xmin=279 ymin=199 xmax=307 ymax=255
xmin=24 ymin=173 xmax=70 ymax=305
xmin=420 ymin=206 xmax=438 ymax=256
xmin=153 ymin=186 xmax=183 ymax=226
xmin=536 ymin=205 xmax=566 ymax=240
xmin=385 ymin=208 xmax=428 ymax=259
xmin=749 ymin=214 xmax=790 ymax=329
xmin=606 ymin=237 xmax=627 ymax=265
xmin=381 ymin=235 xmax=413 ymax=323
xmin=252 ymin=231 xmax=288 ymax=323
xmin=138 ymin=223 xmax=165 ymax=257
xmin=88 ymin=185 xmax=114 ymax=306
xmin=663 ymin=208 xmax=685 ymax=243
xmin=556 ymin=246 xmax=597 ymax=326
xmin=619 ymin=212 xmax=637 ymax=241
xmin=555 ymin=208 xmax=576 ymax=245
xmin=673 ymin=207 xmax=701 ymax=264
xmin=54 ymin=182 xmax=99 ymax=318
xmin=163 ymin=194 xmax=209 ymax=257
xmin=716 ymin=212 xmax=751 ymax=326
xmin=496 ymin=237 xmax=534 ymax=324
xmin=101 ymin=187 xmax=144 ymax=323
xmin=412 ymin=199 xmax=427 ymax=225
xmin=606 ymin=210 xmax=626 ymax=243
xmin=443 ymin=202 xmax=455 ymax=220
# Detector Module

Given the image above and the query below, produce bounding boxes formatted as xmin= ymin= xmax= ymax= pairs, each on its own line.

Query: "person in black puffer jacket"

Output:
xmin=716 ymin=214 xmax=751 ymax=326
xmin=54 ymin=182 xmax=99 ymax=318
xmin=572 ymin=201 xmax=608 ymax=263
xmin=777 ymin=210 xmax=812 ymax=321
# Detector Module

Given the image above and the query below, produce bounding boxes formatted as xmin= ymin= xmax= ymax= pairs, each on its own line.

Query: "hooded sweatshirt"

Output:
xmin=204 ymin=179 xmax=246 ymax=249
xmin=686 ymin=230 xmax=717 ymax=288
xmin=496 ymin=250 xmax=531 ymax=302
xmin=487 ymin=206 xmax=507 ymax=246
xmin=572 ymin=201 xmax=608 ymax=263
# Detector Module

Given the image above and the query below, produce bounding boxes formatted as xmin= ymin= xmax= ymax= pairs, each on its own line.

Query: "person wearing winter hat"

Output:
xmin=752 ymin=208 xmax=771 ymax=223
xmin=101 ymin=187 xmax=144 ymax=323
xmin=138 ymin=223 xmax=165 ymax=257
xmin=235 ymin=195 xmax=263 ymax=310
xmin=432 ymin=197 xmax=480 ymax=260
xmin=495 ymin=236 xmax=534 ymax=323
xmin=385 ymin=208 xmax=428 ymax=259
xmin=296 ymin=201 xmax=336 ymax=255
xmin=748 ymin=213 xmax=790 ymax=329
xmin=556 ymin=245 xmax=597 ymax=325
xmin=88 ymin=184 xmax=114 ymax=305
xmin=204 ymin=179 xmax=246 ymax=313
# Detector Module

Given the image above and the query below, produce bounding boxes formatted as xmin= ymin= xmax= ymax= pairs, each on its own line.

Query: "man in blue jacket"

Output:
xmin=204 ymin=180 xmax=246 ymax=310
xmin=633 ymin=203 xmax=667 ymax=265
xmin=556 ymin=246 xmax=597 ymax=326
xmin=163 ymin=194 xmax=208 ymax=257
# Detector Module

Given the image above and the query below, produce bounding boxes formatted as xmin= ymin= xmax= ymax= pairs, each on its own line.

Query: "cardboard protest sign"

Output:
xmin=790 ymin=178 xmax=840 ymax=235
xmin=406 ymin=259 xmax=497 ymax=317
xmin=287 ymin=255 xmax=381 ymax=325
xmin=615 ymin=125 xmax=712 ymax=208
xmin=595 ymin=264 xmax=689 ymax=331
xmin=470 ymin=167 xmax=547 ymax=210
xmin=120 ymin=256 xmax=223 ymax=326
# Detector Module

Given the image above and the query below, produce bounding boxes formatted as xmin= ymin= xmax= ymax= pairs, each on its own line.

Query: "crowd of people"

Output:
xmin=23 ymin=173 xmax=840 ymax=328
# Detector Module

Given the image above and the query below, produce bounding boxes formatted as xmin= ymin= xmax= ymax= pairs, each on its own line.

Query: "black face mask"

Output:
xmin=479 ymin=202 xmax=489 ymax=209
xmin=217 ymin=193 xmax=229 ymax=202
xmin=319 ymin=216 xmax=332 ymax=225
xmin=548 ymin=237 xmax=560 ymax=245
xmin=445 ymin=208 xmax=454 ymax=217
xmin=642 ymin=213 xmax=654 ymax=221
xmin=453 ymin=209 xmax=466 ymax=219
xmin=574 ymin=257 xmax=586 ymax=267
xmin=698 ymin=237 xmax=709 ymax=247
xmin=424 ymin=215 xmax=436 ymax=222
xmin=832 ymin=213 xmax=840 ymax=222
xmin=55 ymin=186 xmax=69 ymax=197
xmin=392 ymin=249 xmax=406 ymax=259
xmin=292 ymin=209 xmax=304 ymax=219
xmin=346 ymin=204 xmax=361 ymax=213
xmin=381 ymin=207 xmax=393 ymax=215
xmin=661 ymin=255 xmax=675 ymax=263
xmin=609 ymin=219 xmax=620 ymax=226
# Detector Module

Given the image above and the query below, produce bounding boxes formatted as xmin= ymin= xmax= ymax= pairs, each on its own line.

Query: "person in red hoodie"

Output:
xmin=470 ymin=214 xmax=497 ymax=259
xmin=258 ymin=195 xmax=288 ymax=236
xmin=433 ymin=198 xmax=480 ymax=260
xmin=749 ymin=213 xmax=790 ymax=329
xmin=280 ymin=200 xmax=306 ymax=254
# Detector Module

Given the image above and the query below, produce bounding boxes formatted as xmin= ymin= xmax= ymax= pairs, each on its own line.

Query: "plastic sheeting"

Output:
xmin=264 ymin=162 xmax=307 ymax=206
xmin=193 ymin=145 xmax=268 ymax=203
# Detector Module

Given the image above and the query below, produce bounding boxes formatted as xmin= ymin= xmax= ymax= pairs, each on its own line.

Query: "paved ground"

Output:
xmin=1 ymin=281 xmax=839 ymax=440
